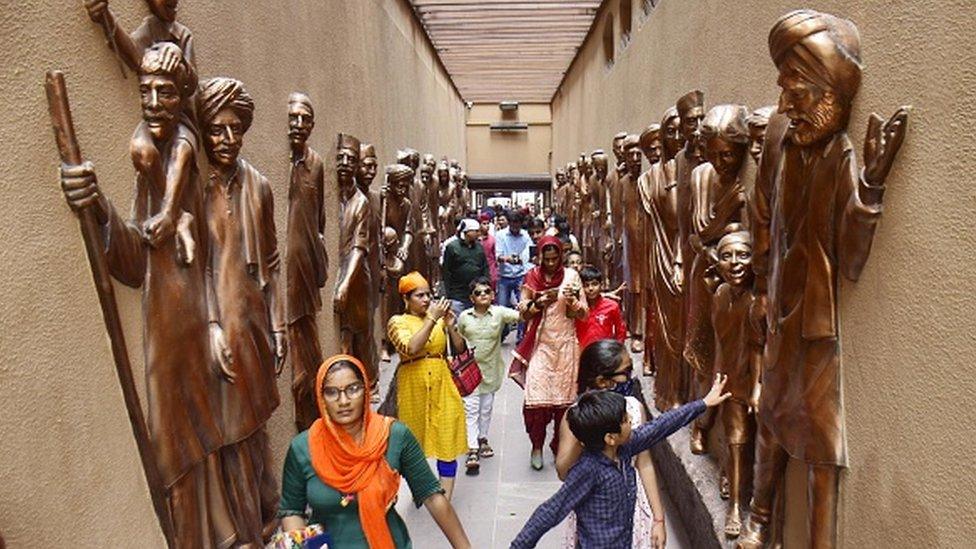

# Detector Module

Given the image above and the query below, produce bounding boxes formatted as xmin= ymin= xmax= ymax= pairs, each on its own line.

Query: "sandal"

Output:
xmin=478 ymin=438 xmax=494 ymax=458
xmin=465 ymin=450 xmax=480 ymax=475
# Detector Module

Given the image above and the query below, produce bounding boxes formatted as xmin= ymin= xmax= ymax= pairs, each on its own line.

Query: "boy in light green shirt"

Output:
xmin=457 ymin=276 xmax=520 ymax=475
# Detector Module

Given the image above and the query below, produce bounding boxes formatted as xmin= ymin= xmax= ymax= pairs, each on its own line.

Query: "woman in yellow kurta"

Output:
xmin=388 ymin=271 xmax=468 ymax=500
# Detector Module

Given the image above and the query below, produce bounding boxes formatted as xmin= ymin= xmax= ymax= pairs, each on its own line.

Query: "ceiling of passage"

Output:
xmin=409 ymin=0 xmax=601 ymax=103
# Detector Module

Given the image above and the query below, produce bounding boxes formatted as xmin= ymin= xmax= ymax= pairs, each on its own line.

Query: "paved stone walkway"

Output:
xmin=382 ymin=341 xmax=691 ymax=548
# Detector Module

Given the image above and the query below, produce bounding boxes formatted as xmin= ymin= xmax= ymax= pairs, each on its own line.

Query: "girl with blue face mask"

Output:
xmin=554 ymin=339 xmax=669 ymax=549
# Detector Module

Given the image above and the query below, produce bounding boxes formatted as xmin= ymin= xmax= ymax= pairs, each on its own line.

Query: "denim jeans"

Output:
xmin=497 ymin=276 xmax=524 ymax=341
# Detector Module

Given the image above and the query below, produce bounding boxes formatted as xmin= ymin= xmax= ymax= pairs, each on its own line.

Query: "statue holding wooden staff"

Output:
xmin=56 ymin=44 xmax=237 ymax=547
xmin=284 ymin=92 xmax=328 ymax=432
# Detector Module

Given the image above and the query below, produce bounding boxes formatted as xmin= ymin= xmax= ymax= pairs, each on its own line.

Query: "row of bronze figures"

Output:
xmin=551 ymin=10 xmax=909 ymax=547
xmin=54 ymin=1 xmax=474 ymax=547
xmin=56 ymin=2 xmax=908 ymax=547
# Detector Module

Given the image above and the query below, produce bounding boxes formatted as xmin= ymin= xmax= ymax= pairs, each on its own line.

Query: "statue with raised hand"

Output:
xmin=738 ymin=10 xmax=909 ymax=548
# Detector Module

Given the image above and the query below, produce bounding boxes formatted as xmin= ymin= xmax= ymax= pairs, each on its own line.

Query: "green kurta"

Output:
xmin=278 ymin=423 xmax=442 ymax=548
xmin=457 ymin=305 xmax=521 ymax=394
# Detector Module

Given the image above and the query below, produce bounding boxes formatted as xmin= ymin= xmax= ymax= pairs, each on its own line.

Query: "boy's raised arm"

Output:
xmin=625 ymin=373 xmax=730 ymax=457
xmin=625 ymin=400 xmax=707 ymax=457
xmin=509 ymin=469 xmax=595 ymax=548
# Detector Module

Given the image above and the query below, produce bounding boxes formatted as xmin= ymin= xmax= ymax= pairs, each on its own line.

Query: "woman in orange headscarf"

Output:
xmin=278 ymin=354 xmax=471 ymax=548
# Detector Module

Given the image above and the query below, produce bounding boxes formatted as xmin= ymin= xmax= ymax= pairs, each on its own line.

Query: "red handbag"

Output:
xmin=448 ymin=336 xmax=482 ymax=397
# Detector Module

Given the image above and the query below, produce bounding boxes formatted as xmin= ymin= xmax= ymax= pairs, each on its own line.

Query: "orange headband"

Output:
xmin=397 ymin=271 xmax=429 ymax=295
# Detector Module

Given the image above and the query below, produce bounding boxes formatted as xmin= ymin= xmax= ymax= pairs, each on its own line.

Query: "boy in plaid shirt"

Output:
xmin=510 ymin=375 xmax=730 ymax=548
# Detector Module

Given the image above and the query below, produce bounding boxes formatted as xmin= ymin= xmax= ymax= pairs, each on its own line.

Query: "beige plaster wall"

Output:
xmin=0 ymin=0 xmax=464 ymax=546
xmin=552 ymin=0 xmax=976 ymax=546
xmin=466 ymin=102 xmax=552 ymax=174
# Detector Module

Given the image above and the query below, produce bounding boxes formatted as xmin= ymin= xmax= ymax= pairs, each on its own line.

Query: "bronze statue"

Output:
xmin=674 ymin=90 xmax=706 ymax=405
xmin=285 ymin=92 xmax=329 ymax=432
xmin=588 ymin=151 xmax=609 ymax=276
xmin=409 ymin=152 xmax=435 ymax=279
xmin=577 ymin=152 xmax=594 ymax=264
xmin=620 ymin=134 xmax=646 ymax=353
xmin=711 ymin=225 xmax=762 ymax=538
xmin=83 ymin=1 xmax=200 ymax=250
xmin=199 ymin=77 xmax=284 ymax=544
xmin=737 ymin=10 xmax=909 ymax=548
xmin=421 ymin=153 xmax=441 ymax=284
xmin=605 ymin=131 xmax=629 ymax=287
xmin=646 ymin=107 xmax=686 ymax=411
xmin=58 ymin=45 xmax=237 ymax=547
xmin=359 ymin=143 xmax=384 ymax=362
xmin=83 ymin=0 xmax=195 ymax=76
xmin=553 ymin=168 xmax=568 ymax=216
xmin=436 ymin=159 xmax=458 ymax=243
xmin=459 ymin=170 xmax=472 ymax=213
xmin=380 ymin=164 xmax=416 ymax=345
xmin=333 ymin=133 xmax=378 ymax=381
xmin=747 ymin=106 xmax=776 ymax=164
xmin=685 ymin=104 xmax=751 ymax=455
xmin=566 ymin=161 xmax=581 ymax=237
xmin=636 ymin=123 xmax=662 ymax=374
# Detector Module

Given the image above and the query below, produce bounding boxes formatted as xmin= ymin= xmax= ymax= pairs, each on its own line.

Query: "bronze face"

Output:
xmin=748 ymin=125 xmax=767 ymax=164
xmin=662 ymin=115 xmax=684 ymax=160
xmin=287 ymin=101 xmax=313 ymax=147
xmin=358 ymin=155 xmax=378 ymax=188
xmin=335 ymin=148 xmax=358 ymax=184
xmin=591 ymin=153 xmax=608 ymax=180
xmin=437 ymin=165 xmax=450 ymax=186
xmin=205 ymin=108 xmax=245 ymax=169
xmin=145 ymin=0 xmax=178 ymax=23
xmin=717 ymin=240 xmax=753 ymax=287
xmin=420 ymin=158 xmax=435 ymax=184
xmin=391 ymin=174 xmax=410 ymax=199
xmin=624 ymin=145 xmax=642 ymax=177
xmin=641 ymin=138 xmax=662 ymax=165
xmin=138 ymin=74 xmax=181 ymax=142
xmin=777 ymin=65 xmax=847 ymax=146
xmin=705 ymin=137 xmax=748 ymax=180
xmin=680 ymin=111 xmax=704 ymax=142
xmin=611 ymin=134 xmax=627 ymax=162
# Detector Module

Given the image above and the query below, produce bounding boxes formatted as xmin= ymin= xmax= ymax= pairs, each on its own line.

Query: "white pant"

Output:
xmin=463 ymin=392 xmax=495 ymax=450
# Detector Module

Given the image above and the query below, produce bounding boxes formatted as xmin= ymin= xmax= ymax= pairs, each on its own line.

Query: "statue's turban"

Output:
xmin=198 ymin=77 xmax=254 ymax=131
xmin=769 ymin=9 xmax=862 ymax=100
xmin=701 ymin=105 xmax=750 ymax=145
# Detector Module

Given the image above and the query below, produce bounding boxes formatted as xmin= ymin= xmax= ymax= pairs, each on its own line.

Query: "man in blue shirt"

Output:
xmin=510 ymin=375 xmax=731 ymax=548
xmin=494 ymin=210 xmax=532 ymax=342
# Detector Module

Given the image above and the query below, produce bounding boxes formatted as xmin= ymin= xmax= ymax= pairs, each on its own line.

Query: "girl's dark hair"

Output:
xmin=578 ymin=339 xmax=626 ymax=394
xmin=577 ymin=340 xmax=650 ymax=413
xmin=324 ymin=360 xmax=365 ymax=385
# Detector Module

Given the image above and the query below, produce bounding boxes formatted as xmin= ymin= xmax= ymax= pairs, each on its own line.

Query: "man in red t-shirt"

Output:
xmin=575 ymin=265 xmax=627 ymax=350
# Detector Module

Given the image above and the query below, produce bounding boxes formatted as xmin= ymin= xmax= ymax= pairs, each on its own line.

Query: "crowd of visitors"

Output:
xmin=275 ymin=202 xmax=730 ymax=548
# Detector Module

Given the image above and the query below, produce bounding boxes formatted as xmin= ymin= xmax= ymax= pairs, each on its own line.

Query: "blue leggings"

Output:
xmin=436 ymin=459 xmax=457 ymax=478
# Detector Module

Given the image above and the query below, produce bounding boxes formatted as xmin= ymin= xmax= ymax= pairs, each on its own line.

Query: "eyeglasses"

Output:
xmin=472 ymin=289 xmax=493 ymax=297
xmin=611 ymin=367 xmax=633 ymax=381
xmin=321 ymin=382 xmax=365 ymax=401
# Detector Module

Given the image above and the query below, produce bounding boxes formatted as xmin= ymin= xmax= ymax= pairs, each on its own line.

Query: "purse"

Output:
xmin=447 ymin=330 xmax=482 ymax=397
